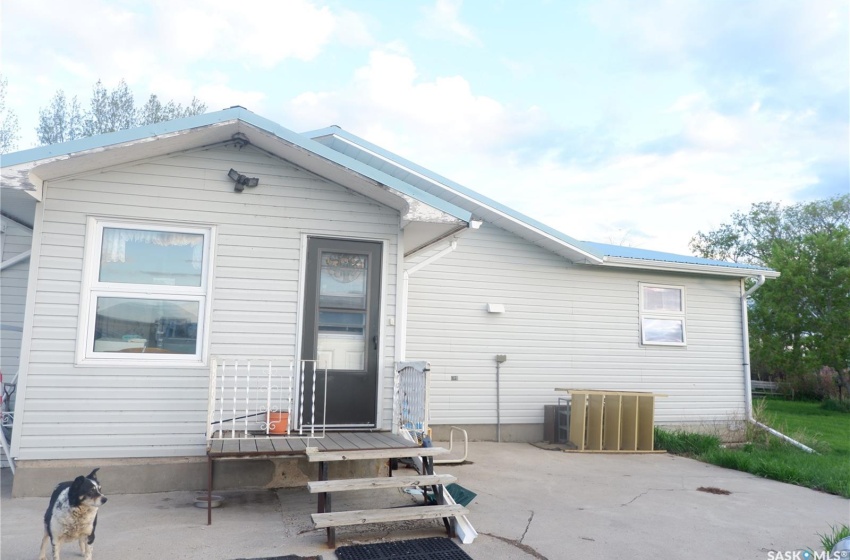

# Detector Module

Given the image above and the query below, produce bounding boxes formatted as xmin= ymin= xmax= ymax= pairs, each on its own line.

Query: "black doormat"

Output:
xmin=235 ymin=556 xmax=318 ymax=560
xmin=335 ymin=537 xmax=472 ymax=560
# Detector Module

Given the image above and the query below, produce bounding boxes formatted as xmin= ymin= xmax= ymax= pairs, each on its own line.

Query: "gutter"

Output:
xmin=602 ymin=256 xmax=780 ymax=279
xmin=741 ymin=275 xmax=815 ymax=453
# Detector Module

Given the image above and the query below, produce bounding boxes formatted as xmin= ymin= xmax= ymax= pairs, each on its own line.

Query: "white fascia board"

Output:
xmin=600 ymin=256 xmax=781 ymax=278
xmin=329 ymin=134 xmax=604 ymax=264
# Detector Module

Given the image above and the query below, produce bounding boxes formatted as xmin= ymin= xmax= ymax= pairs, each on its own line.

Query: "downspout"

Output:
xmin=0 ymin=250 xmax=31 ymax=271
xmin=741 ymin=275 xmax=815 ymax=453
xmin=399 ymin=240 xmax=458 ymax=361
xmin=399 ymin=219 xmax=481 ymax=361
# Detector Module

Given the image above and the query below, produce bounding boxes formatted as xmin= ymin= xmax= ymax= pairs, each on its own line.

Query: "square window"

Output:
xmin=93 ymin=297 xmax=200 ymax=354
xmin=641 ymin=317 xmax=685 ymax=344
xmin=78 ymin=220 xmax=213 ymax=364
xmin=642 ymin=286 xmax=683 ymax=313
xmin=99 ymin=228 xmax=204 ymax=286
xmin=639 ymin=283 xmax=686 ymax=346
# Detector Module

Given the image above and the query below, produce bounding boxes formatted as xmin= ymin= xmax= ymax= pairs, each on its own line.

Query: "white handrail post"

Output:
xmin=206 ymin=358 xmax=218 ymax=441
xmin=245 ymin=362 xmax=251 ymax=436
xmin=265 ymin=362 xmax=272 ymax=435
xmin=218 ymin=360 xmax=225 ymax=440
xmin=287 ymin=361 xmax=293 ymax=435
xmin=231 ymin=361 xmax=237 ymax=439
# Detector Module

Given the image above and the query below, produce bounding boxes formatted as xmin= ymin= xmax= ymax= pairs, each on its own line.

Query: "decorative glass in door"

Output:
xmin=317 ymin=252 xmax=368 ymax=370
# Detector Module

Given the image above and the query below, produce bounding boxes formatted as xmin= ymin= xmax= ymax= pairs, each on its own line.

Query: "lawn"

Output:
xmin=759 ymin=399 xmax=850 ymax=455
xmin=655 ymin=398 xmax=850 ymax=498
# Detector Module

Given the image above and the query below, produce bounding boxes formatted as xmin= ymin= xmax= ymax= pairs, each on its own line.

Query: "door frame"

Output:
xmin=295 ymin=233 xmax=390 ymax=429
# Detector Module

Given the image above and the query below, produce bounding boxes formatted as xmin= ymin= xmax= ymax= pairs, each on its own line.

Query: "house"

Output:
xmin=0 ymin=107 xmax=777 ymax=495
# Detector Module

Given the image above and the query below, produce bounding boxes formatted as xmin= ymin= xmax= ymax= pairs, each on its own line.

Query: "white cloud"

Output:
xmin=1 ymin=0 xmax=368 ymax=146
xmin=286 ymin=47 xmax=536 ymax=156
xmin=418 ymin=0 xmax=481 ymax=46
xmin=154 ymin=0 xmax=337 ymax=67
xmin=282 ymin=46 xmax=834 ymax=254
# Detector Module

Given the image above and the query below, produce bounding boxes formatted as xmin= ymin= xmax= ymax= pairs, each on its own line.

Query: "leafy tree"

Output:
xmin=690 ymin=195 xmax=850 ymax=392
xmin=0 ymin=76 xmax=20 ymax=153
xmin=36 ymin=79 xmax=207 ymax=145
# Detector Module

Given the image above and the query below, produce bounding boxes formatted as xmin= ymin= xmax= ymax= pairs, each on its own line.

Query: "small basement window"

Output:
xmin=77 ymin=219 xmax=214 ymax=364
xmin=639 ymin=283 xmax=686 ymax=346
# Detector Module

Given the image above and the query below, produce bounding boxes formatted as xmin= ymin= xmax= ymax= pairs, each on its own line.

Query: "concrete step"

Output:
xmin=312 ymin=504 xmax=469 ymax=529
xmin=307 ymin=474 xmax=456 ymax=493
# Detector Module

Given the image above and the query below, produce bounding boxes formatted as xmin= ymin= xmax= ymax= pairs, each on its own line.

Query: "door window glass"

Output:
xmin=319 ymin=252 xmax=367 ymax=309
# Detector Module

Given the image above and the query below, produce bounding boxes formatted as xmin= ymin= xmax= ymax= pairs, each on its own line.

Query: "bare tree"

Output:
xmin=0 ymin=76 xmax=20 ymax=153
xmin=36 ymin=79 xmax=207 ymax=145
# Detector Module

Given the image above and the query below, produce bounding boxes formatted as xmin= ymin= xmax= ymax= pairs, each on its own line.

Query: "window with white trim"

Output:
xmin=79 ymin=219 xmax=213 ymax=363
xmin=639 ymin=283 xmax=686 ymax=346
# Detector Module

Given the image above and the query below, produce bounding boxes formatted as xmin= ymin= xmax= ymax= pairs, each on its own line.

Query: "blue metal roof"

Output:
xmin=306 ymin=126 xmax=603 ymax=260
xmin=2 ymin=108 xmax=472 ymax=223
xmin=307 ymin=126 xmax=776 ymax=275
xmin=582 ymin=241 xmax=774 ymax=272
xmin=1 ymin=109 xmax=244 ymax=167
xmin=3 ymin=110 xmax=776 ymax=275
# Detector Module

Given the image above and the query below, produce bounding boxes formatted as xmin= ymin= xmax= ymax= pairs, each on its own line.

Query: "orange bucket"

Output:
xmin=267 ymin=411 xmax=289 ymax=434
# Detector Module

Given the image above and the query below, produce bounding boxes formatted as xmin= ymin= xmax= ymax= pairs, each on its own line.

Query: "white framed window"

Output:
xmin=639 ymin=283 xmax=686 ymax=346
xmin=77 ymin=218 xmax=214 ymax=365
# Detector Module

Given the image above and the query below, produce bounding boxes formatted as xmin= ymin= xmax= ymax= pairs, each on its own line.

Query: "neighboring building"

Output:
xmin=0 ymin=108 xmax=776 ymax=493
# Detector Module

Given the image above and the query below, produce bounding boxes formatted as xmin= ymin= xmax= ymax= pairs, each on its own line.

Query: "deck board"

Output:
xmin=207 ymin=431 xmax=415 ymax=458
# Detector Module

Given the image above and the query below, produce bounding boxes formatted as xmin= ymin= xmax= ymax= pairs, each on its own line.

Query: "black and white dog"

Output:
xmin=39 ymin=468 xmax=107 ymax=560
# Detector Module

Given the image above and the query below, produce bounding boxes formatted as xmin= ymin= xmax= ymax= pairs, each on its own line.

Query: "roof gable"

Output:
xmin=306 ymin=126 xmax=778 ymax=278
xmin=2 ymin=107 xmax=471 ymax=228
xmin=308 ymin=126 xmax=605 ymax=264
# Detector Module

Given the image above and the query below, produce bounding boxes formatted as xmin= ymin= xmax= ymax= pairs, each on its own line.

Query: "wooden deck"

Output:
xmin=207 ymin=431 xmax=418 ymax=458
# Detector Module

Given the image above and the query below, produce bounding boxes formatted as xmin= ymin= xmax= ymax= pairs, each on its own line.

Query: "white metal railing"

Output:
xmin=1 ymin=371 xmax=16 ymax=473
xmin=394 ymin=361 xmax=430 ymax=442
xmin=206 ymin=358 xmax=327 ymax=441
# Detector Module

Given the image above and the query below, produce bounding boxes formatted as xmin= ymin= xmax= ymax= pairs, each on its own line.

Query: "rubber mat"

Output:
xmin=235 ymin=556 xmax=318 ymax=560
xmin=335 ymin=537 xmax=473 ymax=560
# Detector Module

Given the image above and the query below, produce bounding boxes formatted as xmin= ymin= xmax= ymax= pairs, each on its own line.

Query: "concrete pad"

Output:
xmin=2 ymin=443 xmax=847 ymax=559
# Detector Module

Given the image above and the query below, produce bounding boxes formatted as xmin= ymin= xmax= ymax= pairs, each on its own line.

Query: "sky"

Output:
xmin=2 ymin=0 xmax=848 ymax=255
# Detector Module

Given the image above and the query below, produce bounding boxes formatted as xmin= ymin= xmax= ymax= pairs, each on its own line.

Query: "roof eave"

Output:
xmin=600 ymin=256 xmax=781 ymax=278
xmin=307 ymin=128 xmax=604 ymax=264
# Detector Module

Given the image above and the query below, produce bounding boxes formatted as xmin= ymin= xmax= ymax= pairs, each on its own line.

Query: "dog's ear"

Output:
xmin=69 ymin=475 xmax=87 ymax=506
xmin=87 ymin=468 xmax=100 ymax=481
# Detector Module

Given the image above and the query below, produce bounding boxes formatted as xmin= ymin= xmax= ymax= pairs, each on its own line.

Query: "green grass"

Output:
xmin=760 ymin=398 xmax=850 ymax=455
xmin=655 ymin=398 xmax=850 ymax=498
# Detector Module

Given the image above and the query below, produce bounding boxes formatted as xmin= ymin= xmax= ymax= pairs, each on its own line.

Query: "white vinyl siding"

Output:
xmin=1 ymin=216 xmax=32 ymax=377
xmin=406 ymin=223 xmax=745 ymax=428
xmin=14 ymin=143 xmax=399 ymax=460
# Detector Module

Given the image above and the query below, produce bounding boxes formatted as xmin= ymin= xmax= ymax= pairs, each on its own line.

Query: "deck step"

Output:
xmin=308 ymin=474 xmax=456 ymax=494
xmin=312 ymin=504 xmax=469 ymax=529
xmin=306 ymin=446 xmax=447 ymax=462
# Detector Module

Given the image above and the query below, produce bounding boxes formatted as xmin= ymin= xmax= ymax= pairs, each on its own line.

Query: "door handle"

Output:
xmin=373 ymin=335 xmax=378 ymax=350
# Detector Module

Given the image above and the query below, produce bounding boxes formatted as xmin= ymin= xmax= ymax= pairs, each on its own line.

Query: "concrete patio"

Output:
xmin=2 ymin=442 xmax=847 ymax=559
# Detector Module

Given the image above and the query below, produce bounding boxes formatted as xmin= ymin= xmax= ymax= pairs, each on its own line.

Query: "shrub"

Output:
xmin=778 ymin=367 xmax=844 ymax=401
xmin=821 ymin=398 xmax=850 ymax=413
